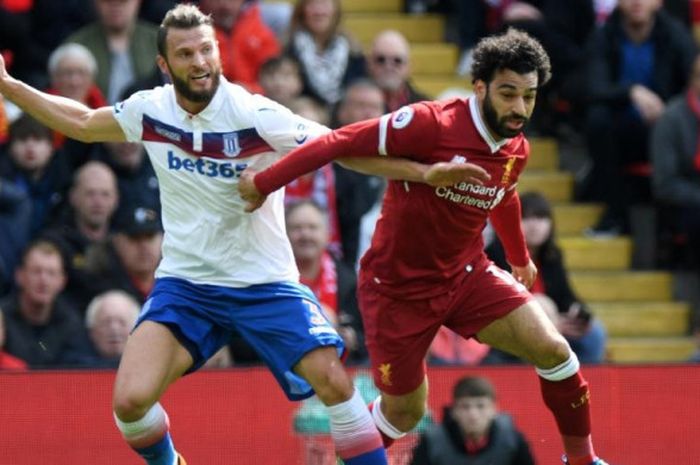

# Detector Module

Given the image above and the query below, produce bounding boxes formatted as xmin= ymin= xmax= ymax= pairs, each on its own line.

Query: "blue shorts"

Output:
xmin=135 ymin=277 xmax=344 ymax=400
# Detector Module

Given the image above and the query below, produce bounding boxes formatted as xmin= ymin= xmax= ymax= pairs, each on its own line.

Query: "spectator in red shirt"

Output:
xmin=46 ymin=43 xmax=107 ymax=150
xmin=286 ymin=199 xmax=366 ymax=363
xmin=199 ymin=0 xmax=280 ymax=93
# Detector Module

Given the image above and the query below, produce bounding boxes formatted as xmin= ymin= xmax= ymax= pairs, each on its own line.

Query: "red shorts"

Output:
xmin=358 ymin=255 xmax=531 ymax=396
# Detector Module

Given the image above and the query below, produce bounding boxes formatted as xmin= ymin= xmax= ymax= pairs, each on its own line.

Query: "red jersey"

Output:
xmin=256 ymin=97 xmax=530 ymax=299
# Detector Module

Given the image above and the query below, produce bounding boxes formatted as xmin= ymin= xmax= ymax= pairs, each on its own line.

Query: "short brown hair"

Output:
xmin=9 ymin=114 xmax=52 ymax=144
xmin=157 ymin=3 xmax=213 ymax=57
xmin=19 ymin=239 xmax=65 ymax=271
xmin=453 ymin=376 xmax=496 ymax=401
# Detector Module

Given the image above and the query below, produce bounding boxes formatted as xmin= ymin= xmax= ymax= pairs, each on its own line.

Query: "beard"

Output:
xmin=168 ymin=65 xmax=221 ymax=104
xmin=482 ymin=90 xmax=529 ymax=139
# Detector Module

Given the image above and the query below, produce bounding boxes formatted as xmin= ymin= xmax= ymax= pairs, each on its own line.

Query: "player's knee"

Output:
xmin=533 ymin=335 xmax=573 ymax=369
xmin=385 ymin=401 xmax=425 ymax=432
xmin=311 ymin=365 xmax=355 ymax=406
xmin=112 ymin=387 xmax=158 ymax=422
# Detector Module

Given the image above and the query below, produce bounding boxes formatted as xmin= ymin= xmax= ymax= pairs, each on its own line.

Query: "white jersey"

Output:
xmin=113 ymin=78 xmax=329 ymax=287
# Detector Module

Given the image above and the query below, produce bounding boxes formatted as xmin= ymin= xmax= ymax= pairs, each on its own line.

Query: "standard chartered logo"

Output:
xmin=435 ymin=183 xmax=506 ymax=210
xmin=167 ymin=151 xmax=247 ymax=178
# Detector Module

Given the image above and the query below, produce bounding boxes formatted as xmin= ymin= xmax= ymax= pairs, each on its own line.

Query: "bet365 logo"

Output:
xmin=167 ymin=151 xmax=246 ymax=178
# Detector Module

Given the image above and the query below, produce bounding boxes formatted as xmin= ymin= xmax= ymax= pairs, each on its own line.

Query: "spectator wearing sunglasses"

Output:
xmin=367 ymin=29 xmax=428 ymax=112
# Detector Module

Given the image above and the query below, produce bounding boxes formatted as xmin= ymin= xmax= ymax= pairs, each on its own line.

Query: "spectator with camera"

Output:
xmin=486 ymin=191 xmax=607 ymax=364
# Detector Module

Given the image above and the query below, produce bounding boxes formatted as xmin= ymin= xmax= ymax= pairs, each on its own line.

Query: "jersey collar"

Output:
xmin=172 ymin=76 xmax=227 ymax=122
xmin=468 ymin=96 xmax=509 ymax=153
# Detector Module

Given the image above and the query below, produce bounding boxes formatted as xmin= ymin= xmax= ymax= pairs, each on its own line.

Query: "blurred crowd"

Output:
xmin=1 ymin=0 xmax=700 ymax=370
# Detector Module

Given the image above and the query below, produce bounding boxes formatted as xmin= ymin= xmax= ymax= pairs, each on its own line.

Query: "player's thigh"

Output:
xmin=113 ymin=321 xmax=193 ymax=414
xmin=358 ymin=283 xmax=443 ymax=396
xmin=476 ymin=300 xmax=570 ymax=367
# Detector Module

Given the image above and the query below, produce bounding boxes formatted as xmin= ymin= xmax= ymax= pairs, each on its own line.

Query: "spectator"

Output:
xmin=287 ymin=0 xmax=366 ymax=105
xmin=76 ymin=290 xmax=140 ymax=367
xmin=499 ymin=0 xmax=596 ymax=133
xmin=486 ymin=191 xmax=608 ymax=364
xmin=85 ymin=204 xmax=163 ymax=304
xmin=259 ymin=55 xmax=304 ymax=108
xmin=285 ymin=96 xmax=342 ymax=258
xmin=0 ymin=240 xmax=90 ymax=368
xmin=42 ymin=161 xmax=119 ymax=311
xmin=582 ymin=0 xmax=696 ymax=235
xmin=96 ymin=141 xmax=160 ymax=212
xmin=46 ymin=43 xmax=107 ymax=153
xmin=410 ymin=376 xmax=535 ymax=465
xmin=0 ymin=175 xmax=31 ymax=294
xmin=199 ymin=0 xmax=280 ymax=93
xmin=257 ymin=0 xmax=292 ymax=38
xmin=0 ymin=114 xmax=71 ymax=237
xmin=47 ymin=43 xmax=106 ymax=114
xmin=650 ymin=51 xmax=700 ymax=269
xmin=0 ymin=309 xmax=27 ymax=370
xmin=66 ymin=0 xmax=158 ymax=103
xmin=332 ymin=79 xmax=387 ymax=267
xmin=428 ymin=327 xmax=491 ymax=366
xmin=286 ymin=199 xmax=366 ymax=364
xmin=367 ymin=29 xmax=428 ymax=112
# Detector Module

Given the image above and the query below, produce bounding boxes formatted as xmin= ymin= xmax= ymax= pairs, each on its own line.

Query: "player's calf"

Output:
xmin=537 ymin=352 xmax=598 ymax=465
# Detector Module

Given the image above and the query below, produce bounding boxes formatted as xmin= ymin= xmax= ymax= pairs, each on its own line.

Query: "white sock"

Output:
xmin=371 ymin=396 xmax=406 ymax=440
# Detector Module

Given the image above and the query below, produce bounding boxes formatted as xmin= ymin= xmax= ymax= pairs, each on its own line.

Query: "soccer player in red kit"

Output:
xmin=239 ymin=29 xmax=609 ymax=465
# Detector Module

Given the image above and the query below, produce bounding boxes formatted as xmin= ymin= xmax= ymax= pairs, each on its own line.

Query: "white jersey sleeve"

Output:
xmin=112 ymin=90 xmax=155 ymax=142
xmin=249 ymin=94 xmax=330 ymax=155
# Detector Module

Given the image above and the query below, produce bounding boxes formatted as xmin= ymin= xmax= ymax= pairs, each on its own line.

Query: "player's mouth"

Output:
xmin=190 ymin=73 xmax=211 ymax=84
xmin=505 ymin=118 xmax=525 ymax=130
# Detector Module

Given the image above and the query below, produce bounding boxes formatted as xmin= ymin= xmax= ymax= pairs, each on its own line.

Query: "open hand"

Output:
xmin=423 ymin=161 xmax=491 ymax=187
xmin=238 ymin=168 xmax=267 ymax=212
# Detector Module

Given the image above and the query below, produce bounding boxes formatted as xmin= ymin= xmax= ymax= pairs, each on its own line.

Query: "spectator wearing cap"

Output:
xmin=0 ymin=239 xmax=91 ymax=368
xmin=84 ymin=204 xmax=163 ymax=304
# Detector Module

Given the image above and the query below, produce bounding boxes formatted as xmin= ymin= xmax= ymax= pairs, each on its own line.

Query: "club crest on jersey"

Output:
xmin=294 ymin=122 xmax=309 ymax=145
xmin=222 ymin=132 xmax=241 ymax=158
xmin=391 ymin=106 xmax=414 ymax=129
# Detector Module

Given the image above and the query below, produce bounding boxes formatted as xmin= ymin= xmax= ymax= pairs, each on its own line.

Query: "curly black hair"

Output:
xmin=471 ymin=28 xmax=551 ymax=87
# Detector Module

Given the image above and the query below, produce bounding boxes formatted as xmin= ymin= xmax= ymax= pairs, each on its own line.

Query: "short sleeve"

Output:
xmin=112 ymin=90 xmax=152 ymax=142
xmin=250 ymin=94 xmax=330 ymax=154
xmin=377 ymin=102 xmax=441 ymax=160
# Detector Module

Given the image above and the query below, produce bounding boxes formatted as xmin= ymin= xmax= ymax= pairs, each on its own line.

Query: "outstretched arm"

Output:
xmin=0 ymin=54 xmax=125 ymax=143
xmin=239 ymin=113 xmax=490 ymax=211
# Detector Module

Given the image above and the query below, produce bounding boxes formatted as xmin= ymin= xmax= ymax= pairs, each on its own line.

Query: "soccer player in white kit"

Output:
xmin=0 ymin=4 xmax=483 ymax=465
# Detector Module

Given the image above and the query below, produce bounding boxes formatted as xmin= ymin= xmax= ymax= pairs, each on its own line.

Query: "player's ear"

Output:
xmin=156 ymin=55 xmax=170 ymax=79
xmin=473 ymin=79 xmax=487 ymax=100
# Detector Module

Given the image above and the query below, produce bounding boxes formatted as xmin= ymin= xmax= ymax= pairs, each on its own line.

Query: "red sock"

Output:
xmin=539 ymin=372 xmax=594 ymax=461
